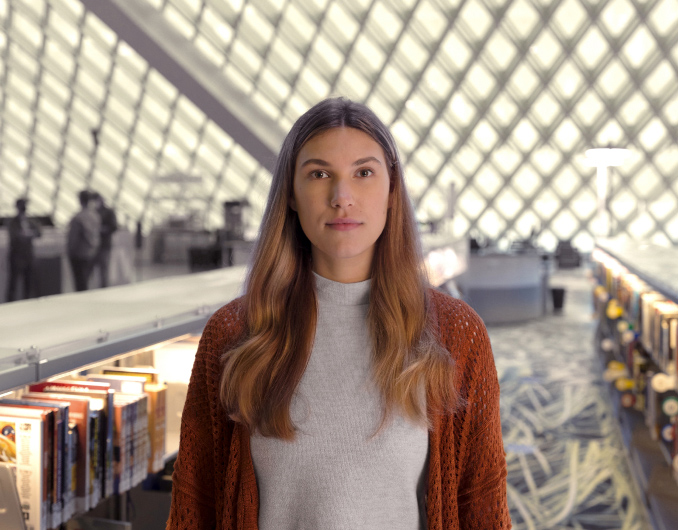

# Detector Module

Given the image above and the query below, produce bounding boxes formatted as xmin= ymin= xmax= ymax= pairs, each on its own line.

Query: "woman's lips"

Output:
xmin=327 ymin=218 xmax=361 ymax=231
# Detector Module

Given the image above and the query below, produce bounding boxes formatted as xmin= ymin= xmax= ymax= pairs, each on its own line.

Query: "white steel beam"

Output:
xmin=80 ymin=0 xmax=285 ymax=173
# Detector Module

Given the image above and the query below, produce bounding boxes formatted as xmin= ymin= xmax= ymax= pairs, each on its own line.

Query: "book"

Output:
xmin=145 ymin=384 xmax=167 ymax=473
xmin=0 ymin=405 xmax=52 ymax=529
xmin=88 ymin=410 xmax=102 ymax=508
xmin=112 ymin=395 xmax=147 ymax=489
xmin=650 ymin=301 xmax=678 ymax=372
xmin=67 ymin=423 xmax=79 ymax=516
xmin=640 ymin=291 xmax=664 ymax=353
xmin=97 ymin=369 xmax=166 ymax=473
xmin=124 ymin=394 xmax=150 ymax=487
xmin=0 ymin=399 xmax=69 ymax=527
xmin=23 ymin=393 xmax=92 ymax=515
xmin=112 ymin=400 xmax=130 ymax=494
xmin=94 ymin=375 xmax=166 ymax=474
xmin=135 ymin=395 xmax=149 ymax=486
xmin=87 ymin=375 xmax=146 ymax=395
xmin=29 ymin=381 xmax=114 ymax=500
xmin=102 ymin=366 xmax=160 ymax=384
xmin=165 ymin=381 xmax=188 ymax=453
xmin=0 ymin=410 xmax=48 ymax=530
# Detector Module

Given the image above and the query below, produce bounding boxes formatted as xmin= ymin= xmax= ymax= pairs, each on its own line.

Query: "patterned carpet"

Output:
xmin=485 ymin=268 xmax=651 ymax=530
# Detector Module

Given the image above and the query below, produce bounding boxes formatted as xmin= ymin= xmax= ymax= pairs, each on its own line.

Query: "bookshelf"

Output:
xmin=596 ymin=239 xmax=678 ymax=305
xmin=0 ymin=266 xmax=247 ymax=530
xmin=593 ymin=238 xmax=678 ymax=530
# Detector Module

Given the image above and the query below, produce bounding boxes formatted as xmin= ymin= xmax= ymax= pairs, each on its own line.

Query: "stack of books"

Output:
xmin=0 ymin=367 xmax=167 ymax=530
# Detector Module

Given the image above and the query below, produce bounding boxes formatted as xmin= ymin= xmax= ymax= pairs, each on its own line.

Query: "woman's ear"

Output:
xmin=289 ymin=195 xmax=297 ymax=212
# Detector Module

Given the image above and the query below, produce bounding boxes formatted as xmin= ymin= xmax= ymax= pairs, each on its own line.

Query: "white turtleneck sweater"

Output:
xmin=250 ymin=273 xmax=429 ymax=530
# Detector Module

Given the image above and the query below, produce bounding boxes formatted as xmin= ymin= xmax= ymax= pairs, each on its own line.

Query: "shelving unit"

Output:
xmin=597 ymin=239 xmax=678 ymax=303
xmin=0 ymin=266 xmax=248 ymax=530
xmin=0 ymin=266 xmax=247 ymax=395
xmin=593 ymin=238 xmax=678 ymax=530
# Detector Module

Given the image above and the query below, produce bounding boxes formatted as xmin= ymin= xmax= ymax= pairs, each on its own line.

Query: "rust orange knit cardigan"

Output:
xmin=166 ymin=290 xmax=511 ymax=530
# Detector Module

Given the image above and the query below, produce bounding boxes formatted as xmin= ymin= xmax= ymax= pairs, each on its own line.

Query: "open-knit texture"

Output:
xmin=166 ymin=290 xmax=511 ymax=530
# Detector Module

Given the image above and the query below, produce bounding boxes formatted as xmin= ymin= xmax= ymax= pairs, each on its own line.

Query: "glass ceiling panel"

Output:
xmin=553 ymin=0 xmax=587 ymax=39
xmin=0 ymin=0 xmax=266 ymax=233
xmin=1 ymin=0 xmax=677 ymax=257
xmin=649 ymin=0 xmax=678 ymax=36
xmin=504 ymin=0 xmax=539 ymax=40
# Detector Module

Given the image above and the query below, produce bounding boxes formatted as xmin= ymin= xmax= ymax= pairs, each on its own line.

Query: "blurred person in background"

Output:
xmin=92 ymin=192 xmax=118 ymax=288
xmin=67 ymin=190 xmax=100 ymax=292
xmin=5 ymin=198 xmax=41 ymax=301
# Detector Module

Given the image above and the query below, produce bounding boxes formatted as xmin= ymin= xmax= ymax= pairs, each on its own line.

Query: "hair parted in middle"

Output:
xmin=220 ymin=97 xmax=460 ymax=439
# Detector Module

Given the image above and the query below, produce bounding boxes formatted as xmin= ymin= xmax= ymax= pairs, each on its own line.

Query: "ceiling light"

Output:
xmin=583 ymin=147 xmax=631 ymax=167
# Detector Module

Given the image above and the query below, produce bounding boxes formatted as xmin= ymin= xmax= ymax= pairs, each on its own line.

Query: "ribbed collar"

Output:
xmin=313 ymin=272 xmax=371 ymax=306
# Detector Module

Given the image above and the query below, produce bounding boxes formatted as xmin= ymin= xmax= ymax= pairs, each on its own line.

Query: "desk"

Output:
xmin=0 ymin=228 xmax=134 ymax=302
xmin=456 ymin=252 xmax=545 ymax=324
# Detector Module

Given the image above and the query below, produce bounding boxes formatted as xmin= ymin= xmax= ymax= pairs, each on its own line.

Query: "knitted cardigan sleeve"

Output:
xmin=429 ymin=291 xmax=511 ymax=529
xmin=456 ymin=307 xmax=510 ymax=528
xmin=166 ymin=300 xmax=245 ymax=530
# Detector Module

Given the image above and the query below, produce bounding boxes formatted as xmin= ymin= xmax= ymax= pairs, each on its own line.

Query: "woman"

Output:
xmin=166 ymin=98 xmax=510 ymax=529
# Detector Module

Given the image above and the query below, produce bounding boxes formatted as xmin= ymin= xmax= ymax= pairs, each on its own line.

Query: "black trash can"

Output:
xmin=551 ymin=287 xmax=566 ymax=312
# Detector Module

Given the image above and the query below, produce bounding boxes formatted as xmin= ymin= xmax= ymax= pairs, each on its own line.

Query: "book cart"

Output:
xmin=592 ymin=239 xmax=678 ymax=530
xmin=0 ymin=266 xmax=246 ymax=530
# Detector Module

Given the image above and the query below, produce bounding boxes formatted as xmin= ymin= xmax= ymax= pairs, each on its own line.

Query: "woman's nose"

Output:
xmin=330 ymin=179 xmax=354 ymax=208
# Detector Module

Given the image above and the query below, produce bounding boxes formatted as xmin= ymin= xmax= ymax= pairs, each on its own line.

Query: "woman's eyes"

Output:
xmin=310 ymin=168 xmax=373 ymax=178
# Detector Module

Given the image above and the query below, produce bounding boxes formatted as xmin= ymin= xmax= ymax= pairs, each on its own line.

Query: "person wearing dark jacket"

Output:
xmin=5 ymin=198 xmax=41 ymax=301
xmin=92 ymin=192 xmax=118 ymax=288
xmin=67 ymin=190 xmax=100 ymax=291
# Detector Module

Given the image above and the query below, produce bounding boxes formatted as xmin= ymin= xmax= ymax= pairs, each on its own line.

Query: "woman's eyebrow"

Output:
xmin=352 ymin=156 xmax=382 ymax=166
xmin=299 ymin=158 xmax=330 ymax=168
xmin=299 ymin=156 xmax=382 ymax=168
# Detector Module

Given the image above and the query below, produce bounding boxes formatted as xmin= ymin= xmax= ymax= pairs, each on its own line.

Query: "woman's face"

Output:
xmin=291 ymin=127 xmax=391 ymax=283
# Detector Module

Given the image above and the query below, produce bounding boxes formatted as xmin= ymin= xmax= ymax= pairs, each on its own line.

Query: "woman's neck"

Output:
xmin=313 ymin=272 xmax=370 ymax=306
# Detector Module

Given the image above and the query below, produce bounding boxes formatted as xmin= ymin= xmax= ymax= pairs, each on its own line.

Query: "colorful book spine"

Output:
xmin=0 ymin=411 xmax=48 ymax=530
xmin=112 ymin=398 xmax=130 ymax=494
xmin=88 ymin=410 xmax=102 ymax=508
xmin=102 ymin=366 xmax=160 ymax=384
xmin=67 ymin=422 xmax=78 ymax=519
xmin=145 ymin=384 xmax=167 ymax=473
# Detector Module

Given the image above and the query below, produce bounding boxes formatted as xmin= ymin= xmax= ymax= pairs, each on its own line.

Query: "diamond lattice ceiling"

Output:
xmin=1 ymin=0 xmax=677 ymax=250
xmin=0 ymin=0 xmax=268 ymax=231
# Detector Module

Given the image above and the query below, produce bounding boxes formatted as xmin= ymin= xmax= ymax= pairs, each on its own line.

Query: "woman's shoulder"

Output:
xmin=427 ymin=287 xmax=492 ymax=362
xmin=199 ymin=296 xmax=248 ymax=356
xmin=427 ymin=288 xmax=485 ymax=332
xmin=207 ymin=295 xmax=246 ymax=327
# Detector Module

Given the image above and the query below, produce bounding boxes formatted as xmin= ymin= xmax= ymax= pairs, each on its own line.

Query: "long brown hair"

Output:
xmin=220 ymin=97 xmax=460 ymax=439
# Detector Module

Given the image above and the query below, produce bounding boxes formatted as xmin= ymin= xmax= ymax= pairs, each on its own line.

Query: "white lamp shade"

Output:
xmin=584 ymin=148 xmax=631 ymax=167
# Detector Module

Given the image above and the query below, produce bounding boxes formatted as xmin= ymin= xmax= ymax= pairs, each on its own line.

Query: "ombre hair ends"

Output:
xmin=220 ymin=97 xmax=460 ymax=439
